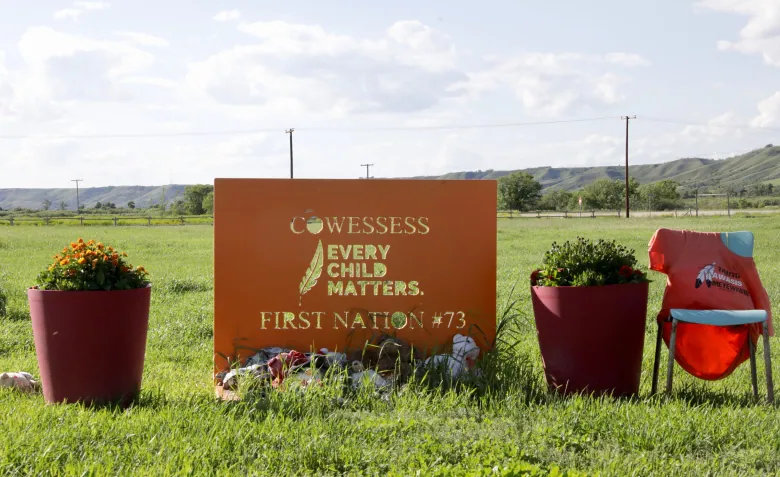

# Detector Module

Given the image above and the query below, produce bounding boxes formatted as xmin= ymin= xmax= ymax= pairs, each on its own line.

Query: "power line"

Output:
xmin=1 ymin=114 xmax=778 ymax=141
xmin=640 ymin=116 xmax=780 ymax=132
xmin=0 ymin=116 xmax=618 ymax=140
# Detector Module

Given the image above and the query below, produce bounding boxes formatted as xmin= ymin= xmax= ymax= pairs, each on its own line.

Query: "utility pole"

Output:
xmin=71 ymin=179 xmax=83 ymax=212
xmin=285 ymin=128 xmax=294 ymax=178
xmin=361 ymin=163 xmax=374 ymax=179
xmin=621 ymin=115 xmax=636 ymax=218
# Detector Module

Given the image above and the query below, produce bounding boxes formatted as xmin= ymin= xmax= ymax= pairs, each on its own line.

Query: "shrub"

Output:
xmin=531 ymin=237 xmax=650 ymax=287
xmin=34 ymin=238 xmax=150 ymax=291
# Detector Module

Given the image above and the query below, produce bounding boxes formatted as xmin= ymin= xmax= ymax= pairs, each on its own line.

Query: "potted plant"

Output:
xmin=27 ymin=238 xmax=151 ymax=406
xmin=530 ymin=237 xmax=650 ymax=398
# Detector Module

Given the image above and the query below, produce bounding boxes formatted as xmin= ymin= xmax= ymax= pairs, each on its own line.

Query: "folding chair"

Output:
xmin=650 ymin=231 xmax=774 ymax=403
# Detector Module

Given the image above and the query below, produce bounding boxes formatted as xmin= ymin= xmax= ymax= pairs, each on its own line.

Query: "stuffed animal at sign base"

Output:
xmin=0 ymin=372 xmax=39 ymax=392
xmin=423 ymin=334 xmax=481 ymax=378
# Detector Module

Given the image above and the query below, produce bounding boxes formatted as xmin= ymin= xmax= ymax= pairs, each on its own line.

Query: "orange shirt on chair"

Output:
xmin=648 ymin=228 xmax=773 ymax=381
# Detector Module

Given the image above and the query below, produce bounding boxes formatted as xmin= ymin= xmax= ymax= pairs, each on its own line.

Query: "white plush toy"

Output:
xmin=424 ymin=334 xmax=481 ymax=378
xmin=0 ymin=372 xmax=38 ymax=392
xmin=350 ymin=361 xmax=389 ymax=391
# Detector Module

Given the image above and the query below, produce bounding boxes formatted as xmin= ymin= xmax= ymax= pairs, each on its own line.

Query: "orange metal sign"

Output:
xmin=213 ymin=178 xmax=497 ymax=373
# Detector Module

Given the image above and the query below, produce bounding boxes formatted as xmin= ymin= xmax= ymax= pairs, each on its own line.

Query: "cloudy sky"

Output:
xmin=0 ymin=0 xmax=778 ymax=188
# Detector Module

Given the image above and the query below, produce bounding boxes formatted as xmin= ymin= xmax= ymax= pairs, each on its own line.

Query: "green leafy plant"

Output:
xmin=531 ymin=236 xmax=650 ymax=287
xmin=34 ymin=238 xmax=150 ymax=291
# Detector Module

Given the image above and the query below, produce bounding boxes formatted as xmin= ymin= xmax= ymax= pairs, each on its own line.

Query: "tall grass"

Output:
xmin=1 ymin=218 xmax=779 ymax=475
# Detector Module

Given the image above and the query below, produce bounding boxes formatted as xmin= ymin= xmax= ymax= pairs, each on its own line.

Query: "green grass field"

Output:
xmin=1 ymin=217 xmax=779 ymax=476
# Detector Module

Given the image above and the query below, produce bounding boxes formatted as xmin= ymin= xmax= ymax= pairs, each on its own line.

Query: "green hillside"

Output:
xmin=414 ymin=145 xmax=780 ymax=192
xmin=0 ymin=185 xmax=187 ymax=211
xmin=412 ymin=158 xmax=719 ymax=189
xmin=2 ymin=145 xmax=779 ymax=210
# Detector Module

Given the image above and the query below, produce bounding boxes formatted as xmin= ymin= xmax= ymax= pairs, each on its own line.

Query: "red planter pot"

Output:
xmin=530 ymin=282 xmax=649 ymax=398
xmin=27 ymin=285 xmax=151 ymax=405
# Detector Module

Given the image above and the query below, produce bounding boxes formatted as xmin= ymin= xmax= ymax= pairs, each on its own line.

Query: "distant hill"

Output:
xmin=1 ymin=145 xmax=779 ymax=210
xmin=412 ymin=145 xmax=780 ymax=191
xmin=0 ymin=185 xmax=187 ymax=211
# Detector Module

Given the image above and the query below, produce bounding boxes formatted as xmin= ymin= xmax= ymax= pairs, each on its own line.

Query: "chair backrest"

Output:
xmin=720 ymin=231 xmax=754 ymax=258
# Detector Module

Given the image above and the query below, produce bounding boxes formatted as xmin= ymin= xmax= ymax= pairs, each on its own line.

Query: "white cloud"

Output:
xmin=751 ymin=91 xmax=780 ymax=126
xmin=681 ymin=112 xmax=743 ymax=139
xmin=453 ymin=52 xmax=645 ymax=117
xmin=186 ymin=20 xmax=645 ymax=119
xmin=0 ymin=55 xmax=14 ymax=122
xmin=16 ymin=27 xmax=155 ymax=103
xmin=697 ymin=0 xmax=780 ymax=66
xmin=113 ymin=31 xmax=170 ymax=47
xmin=214 ymin=10 xmax=241 ymax=22
xmin=186 ymin=20 xmax=466 ymax=115
xmin=54 ymin=1 xmax=110 ymax=21
xmin=120 ymin=76 xmax=178 ymax=88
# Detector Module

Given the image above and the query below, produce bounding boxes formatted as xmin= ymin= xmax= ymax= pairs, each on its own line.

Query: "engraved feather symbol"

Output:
xmin=298 ymin=240 xmax=324 ymax=306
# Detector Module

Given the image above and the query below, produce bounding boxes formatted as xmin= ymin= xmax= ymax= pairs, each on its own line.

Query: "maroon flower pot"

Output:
xmin=27 ymin=285 xmax=151 ymax=406
xmin=530 ymin=282 xmax=649 ymax=397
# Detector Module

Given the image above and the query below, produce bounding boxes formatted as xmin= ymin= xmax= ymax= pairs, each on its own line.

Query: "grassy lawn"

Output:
xmin=1 ymin=216 xmax=779 ymax=476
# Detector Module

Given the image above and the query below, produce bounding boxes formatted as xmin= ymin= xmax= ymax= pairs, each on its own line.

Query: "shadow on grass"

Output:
xmin=159 ymin=278 xmax=211 ymax=295
xmin=645 ymin=382 xmax=776 ymax=409
xmin=2 ymin=308 xmax=30 ymax=322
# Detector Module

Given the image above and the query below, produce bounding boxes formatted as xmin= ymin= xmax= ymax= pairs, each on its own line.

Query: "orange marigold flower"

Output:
xmin=48 ymin=266 xmax=54 ymax=272
xmin=88 ymin=239 xmax=95 ymax=246
xmin=97 ymin=243 xmax=104 ymax=250
xmin=60 ymin=259 xmax=68 ymax=266
xmin=108 ymin=246 xmax=114 ymax=252
xmin=121 ymin=266 xmax=129 ymax=273
xmin=122 ymin=252 xmax=128 ymax=257
xmin=112 ymin=253 xmax=119 ymax=260
xmin=78 ymin=257 xmax=86 ymax=265
xmin=92 ymin=259 xmax=98 ymax=268
xmin=78 ymin=238 xmax=84 ymax=243
xmin=71 ymin=242 xmax=78 ymax=249
xmin=111 ymin=259 xmax=119 ymax=267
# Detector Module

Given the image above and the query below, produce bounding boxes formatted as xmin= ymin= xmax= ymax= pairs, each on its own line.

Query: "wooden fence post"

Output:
xmin=147 ymin=217 xmax=152 ymax=226
xmin=9 ymin=218 xmax=13 ymax=226
xmin=79 ymin=217 xmax=84 ymax=226
xmin=113 ymin=217 xmax=118 ymax=226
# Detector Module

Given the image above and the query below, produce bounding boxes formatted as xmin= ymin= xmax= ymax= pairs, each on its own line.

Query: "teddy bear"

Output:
xmin=423 ymin=334 xmax=481 ymax=378
xmin=351 ymin=335 xmax=420 ymax=384
xmin=0 ymin=372 xmax=39 ymax=392
xmin=349 ymin=361 xmax=390 ymax=391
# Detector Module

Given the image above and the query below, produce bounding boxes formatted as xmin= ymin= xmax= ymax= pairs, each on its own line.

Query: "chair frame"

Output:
xmin=651 ymin=312 xmax=775 ymax=404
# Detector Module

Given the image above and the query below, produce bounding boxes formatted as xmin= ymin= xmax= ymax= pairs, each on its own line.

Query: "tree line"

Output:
xmin=3 ymin=178 xmax=778 ymax=216
xmin=1 ymin=185 xmax=215 ymax=216
xmin=497 ymin=172 xmax=779 ymax=213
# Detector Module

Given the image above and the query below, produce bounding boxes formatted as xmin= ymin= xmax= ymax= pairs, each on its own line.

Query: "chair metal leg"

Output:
xmin=666 ymin=318 xmax=678 ymax=395
xmin=651 ymin=320 xmax=663 ymax=395
xmin=762 ymin=321 xmax=774 ymax=404
xmin=749 ymin=332 xmax=758 ymax=400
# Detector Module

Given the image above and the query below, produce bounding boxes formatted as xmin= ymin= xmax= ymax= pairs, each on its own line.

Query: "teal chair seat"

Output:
xmin=650 ymin=231 xmax=774 ymax=404
xmin=670 ymin=309 xmax=768 ymax=326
